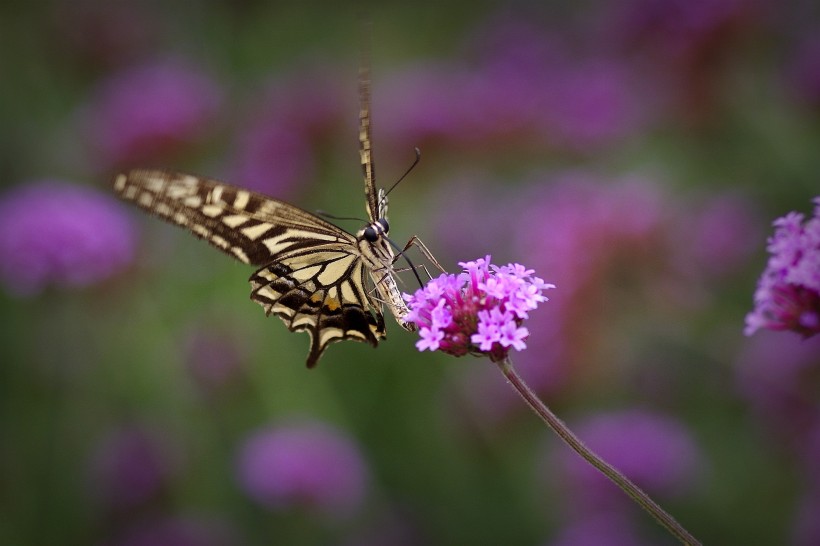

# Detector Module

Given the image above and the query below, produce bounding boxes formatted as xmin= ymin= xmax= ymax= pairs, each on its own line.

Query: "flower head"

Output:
xmin=235 ymin=420 xmax=368 ymax=519
xmin=745 ymin=197 xmax=820 ymax=338
xmin=403 ymin=256 xmax=554 ymax=362
xmin=0 ymin=181 xmax=135 ymax=296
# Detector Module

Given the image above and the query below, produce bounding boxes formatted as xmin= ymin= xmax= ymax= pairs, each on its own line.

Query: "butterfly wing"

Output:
xmin=358 ymin=49 xmax=382 ymax=223
xmin=113 ymin=169 xmax=386 ymax=367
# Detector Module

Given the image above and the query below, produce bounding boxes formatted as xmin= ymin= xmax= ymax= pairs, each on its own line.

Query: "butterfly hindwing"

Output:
xmin=250 ymin=257 xmax=386 ymax=368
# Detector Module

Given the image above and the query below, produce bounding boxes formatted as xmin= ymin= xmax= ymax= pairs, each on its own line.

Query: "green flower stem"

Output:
xmin=496 ymin=356 xmax=702 ymax=546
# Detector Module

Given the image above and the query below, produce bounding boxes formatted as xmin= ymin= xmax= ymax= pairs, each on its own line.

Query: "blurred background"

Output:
xmin=1 ymin=1 xmax=819 ymax=545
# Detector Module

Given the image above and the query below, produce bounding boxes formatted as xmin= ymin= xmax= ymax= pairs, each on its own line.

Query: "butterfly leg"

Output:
xmin=401 ymin=235 xmax=447 ymax=274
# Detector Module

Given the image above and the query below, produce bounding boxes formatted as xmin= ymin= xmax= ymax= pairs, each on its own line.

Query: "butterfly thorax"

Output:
xmin=356 ymin=218 xmax=415 ymax=333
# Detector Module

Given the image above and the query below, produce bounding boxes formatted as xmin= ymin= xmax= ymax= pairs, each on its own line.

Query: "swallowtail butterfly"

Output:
xmin=113 ymin=58 xmax=434 ymax=367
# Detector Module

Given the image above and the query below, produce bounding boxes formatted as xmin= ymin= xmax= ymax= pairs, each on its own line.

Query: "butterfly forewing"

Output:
xmin=358 ymin=51 xmax=381 ymax=223
xmin=114 ymin=169 xmax=388 ymax=367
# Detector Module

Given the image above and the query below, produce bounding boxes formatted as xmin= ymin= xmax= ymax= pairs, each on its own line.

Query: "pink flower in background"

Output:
xmin=84 ymin=58 xmax=222 ymax=167
xmin=549 ymin=409 xmax=702 ymax=514
xmin=235 ymin=420 xmax=368 ymax=518
xmin=745 ymin=197 xmax=820 ymax=338
xmin=0 ymin=181 xmax=135 ymax=296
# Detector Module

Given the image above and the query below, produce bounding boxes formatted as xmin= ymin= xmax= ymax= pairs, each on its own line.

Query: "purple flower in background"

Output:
xmin=182 ymin=325 xmax=247 ymax=397
xmin=541 ymin=60 xmax=646 ymax=150
xmin=404 ymin=256 xmax=554 ymax=362
xmin=229 ymin=124 xmax=314 ymax=197
xmin=227 ymin=71 xmax=344 ymax=197
xmin=235 ymin=420 xmax=368 ymax=518
xmin=745 ymin=197 xmax=820 ymax=338
xmin=792 ymin=490 xmax=820 ymax=546
xmin=87 ymin=425 xmax=176 ymax=510
xmin=550 ymin=409 xmax=702 ymax=514
xmin=671 ymin=192 xmax=761 ymax=279
xmin=0 ymin=181 xmax=135 ymax=296
xmin=84 ymin=58 xmax=222 ymax=167
xmin=788 ymin=33 xmax=820 ymax=108
xmin=103 ymin=515 xmax=237 ymax=546
xmin=603 ymin=0 xmax=755 ymax=58
xmin=547 ymin=512 xmax=649 ymax=546
xmin=735 ymin=331 xmax=820 ymax=448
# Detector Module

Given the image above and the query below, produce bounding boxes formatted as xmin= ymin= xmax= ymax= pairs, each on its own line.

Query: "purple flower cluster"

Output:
xmin=0 ymin=181 xmax=135 ymax=296
xmin=83 ymin=58 xmax=222 ymax=167
xmin=235 ymin=420 xmax=368 ymax=519
xmin=403 ymin=256 xmax=554 ymax=362
xmin=745 ymin=197 xmax=820 ymax=338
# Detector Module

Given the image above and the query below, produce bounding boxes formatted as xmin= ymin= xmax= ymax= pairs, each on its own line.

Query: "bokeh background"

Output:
xmin=2 ymin=1 xmax=819 ymax=545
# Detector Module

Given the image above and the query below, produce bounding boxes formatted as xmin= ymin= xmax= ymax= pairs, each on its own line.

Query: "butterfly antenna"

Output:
xmin=383 ymin=147 xmax=421 ymax=200
xmin=315 ymin=210 xmax=368 ymax=224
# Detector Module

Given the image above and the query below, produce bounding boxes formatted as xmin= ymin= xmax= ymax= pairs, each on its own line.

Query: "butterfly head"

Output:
xmin=362 ymin=217 xmax=389 ymax=243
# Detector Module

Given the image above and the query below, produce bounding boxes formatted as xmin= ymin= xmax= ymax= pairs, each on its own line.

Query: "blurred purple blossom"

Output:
xmin=595 ymin=0 xmax=763 ymax=123
xmin=227 ymin=72 xmax=344 ymax=197
xmin=378 ymin=18 xmax=646 ymax=155
xmin=671 ymin=192 xmax=761 ymax=279
xmin=102 ymin=515 xmax=236 ymax=546
xmin=792 ymin=489 xmax=820 ymax=546
xmin=0 ymin=181 xmax=135 ymax=296
xmin=745 ymin=197 xmax=820 ymax=338
xmin=182 ymin=325 xmax=247 ymax=398
xmin=229 ymin=124 xmax=314 ymax=197
xmin=547 ymin=512 xmax=649 ymax=546
xmin=235 ymin=420 xmax=368 ymax=518
xmin=87 ymin=425 xmax=176 ymax=510
xmin=549 ymin=409 xmax=702 ymax=514
xmin=540 ymin=60 xmax=646 ymax=150
xmin=516 ymin=172 xmax=666 ymax=302
xmin=788 ymin=33 xmax=820 ymax=107
xmin=404 ymin=256 xmax=554 ymax=361
xmin=83 ymin=58 xmax=222 ymax=167
xmin=602 ymin=0 xmax=756 ymax=59
xmin=734 ymin=331 xmax=820 ymax=449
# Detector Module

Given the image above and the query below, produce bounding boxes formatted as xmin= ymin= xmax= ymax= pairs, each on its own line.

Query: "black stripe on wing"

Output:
xmin=249 ymin=251 xmax=386 ymax=368
xmin=113 ymin=169 xmax=355 ymax=266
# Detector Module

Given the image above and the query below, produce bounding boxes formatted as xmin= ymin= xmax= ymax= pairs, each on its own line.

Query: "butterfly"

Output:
xmin=113 ymin=59 xmax=440 ymax=368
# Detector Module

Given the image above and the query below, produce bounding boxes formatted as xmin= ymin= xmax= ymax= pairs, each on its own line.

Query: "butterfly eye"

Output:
xmin=378 ymin=218 xmax=389 ymax=233
xmin=363 ymin=226 xmax=378 ymax=242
